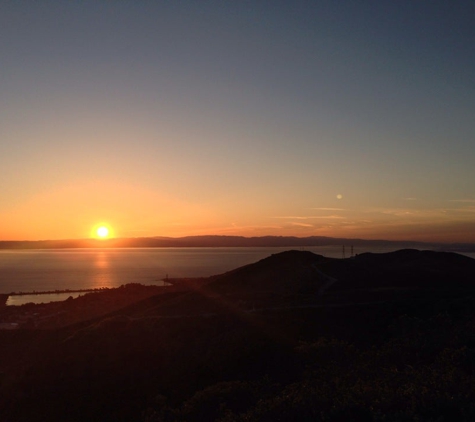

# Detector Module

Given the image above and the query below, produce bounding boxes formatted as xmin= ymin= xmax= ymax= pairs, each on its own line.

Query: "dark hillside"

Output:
xmin=207 ymin=250 xmax=333 ymax=294
xmin=1 ymin=250 xmax=475 ymax=421
xmin=325 ymin=249 xmax=475 ymax=294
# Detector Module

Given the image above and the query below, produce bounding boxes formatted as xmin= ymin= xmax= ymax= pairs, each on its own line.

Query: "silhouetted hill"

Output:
xmin=325 ymin=249 xmax=475 ymax=292
xmin=94 ymin=249 xmax=475 ymax=318
xmin=53 ymin=249 xmax=473 ymax=324
xmin=206 ymin=250 xmax=332 ymax=294
xmin=169 ymin=249 xmax=475 ymax=304
xmin=2 ymin=249 xmax=475 ymax=421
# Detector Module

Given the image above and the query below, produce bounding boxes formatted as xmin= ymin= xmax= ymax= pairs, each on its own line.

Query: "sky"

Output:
xmin=1 ymin=0 xmax=474 ymax=243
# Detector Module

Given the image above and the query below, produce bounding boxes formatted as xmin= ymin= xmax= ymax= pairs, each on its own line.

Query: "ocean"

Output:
xmin=1 ymin=246 xmax=474 ymax=305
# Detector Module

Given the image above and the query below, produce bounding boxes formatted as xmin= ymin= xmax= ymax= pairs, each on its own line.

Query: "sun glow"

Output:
xmin=92 ymin=224 xmax=113 ymax=239
xmin=97 ymin=226 xmax=109 ymax=238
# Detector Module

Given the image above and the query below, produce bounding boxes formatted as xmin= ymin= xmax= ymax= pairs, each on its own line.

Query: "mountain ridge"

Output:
xmin=1 ymin=234 xmax=473 ymax=252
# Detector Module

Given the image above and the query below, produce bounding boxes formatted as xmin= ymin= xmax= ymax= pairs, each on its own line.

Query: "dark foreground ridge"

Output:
xmin=1 ymin=249 xmax=475 ymax=421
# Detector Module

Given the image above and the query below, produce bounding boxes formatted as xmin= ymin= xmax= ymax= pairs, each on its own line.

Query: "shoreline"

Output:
xmin=6 ymin=287 xmax=110 ymax=296
xmin=1 ymin=288 xmax=110 ymax=306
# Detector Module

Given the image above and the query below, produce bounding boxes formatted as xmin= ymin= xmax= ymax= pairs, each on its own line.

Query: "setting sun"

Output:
xmin=97 ymin=226 xmax=109 ymax=238
xmin=91 ymin=224 xmax=113 ymax=239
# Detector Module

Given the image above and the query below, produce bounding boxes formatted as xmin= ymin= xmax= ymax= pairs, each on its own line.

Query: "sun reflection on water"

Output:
xmin=94 ymin=251 xmax=109 ymax=269
xmin=93 ymin=251 xmax=113 ymax=288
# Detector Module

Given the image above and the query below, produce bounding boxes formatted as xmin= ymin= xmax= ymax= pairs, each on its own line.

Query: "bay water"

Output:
xmin=1 ymin=246 xmax=474 ymax=305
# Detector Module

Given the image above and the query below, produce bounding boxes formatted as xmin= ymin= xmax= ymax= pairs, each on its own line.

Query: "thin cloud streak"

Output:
xmin=312 ymin=207 xmax=345 ymax=211
xmin=449 ymin=199 xmax=475 ymax=203
xmin=272 ymin=216 xmax=345 ymax=220
xmin=289 ymin=222 xmax=314 ymax=228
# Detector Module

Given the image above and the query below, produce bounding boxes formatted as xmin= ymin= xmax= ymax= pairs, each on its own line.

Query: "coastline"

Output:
xmin=1 ymin=247 xmax=474 ymax=306
xmin=7 ymin=287 xmax=109 ymax=296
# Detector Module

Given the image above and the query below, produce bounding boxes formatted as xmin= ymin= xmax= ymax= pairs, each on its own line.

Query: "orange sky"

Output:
xmin=1 ymin=2 xmax=474 ymax=244
xmin=1 ymin=179 xmax=474 ymax=242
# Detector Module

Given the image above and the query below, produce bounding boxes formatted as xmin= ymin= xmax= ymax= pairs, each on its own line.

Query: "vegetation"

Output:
xmin=1 ymin=250 xmax=475 ymax=421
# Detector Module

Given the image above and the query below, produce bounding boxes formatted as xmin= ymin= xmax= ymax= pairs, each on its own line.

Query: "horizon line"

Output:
xmin=0 ymin=234 xmax=474 ymax=246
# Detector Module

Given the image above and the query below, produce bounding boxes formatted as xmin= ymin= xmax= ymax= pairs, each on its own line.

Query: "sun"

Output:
xmin=91 ymin=224 xmax=113 ymax=239
xmin=96 ymin=226 xmax=109 ymax=238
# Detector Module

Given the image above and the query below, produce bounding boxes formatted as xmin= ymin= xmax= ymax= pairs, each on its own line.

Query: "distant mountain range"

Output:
xmin=1 ymin=234 xmax=474 ymax=252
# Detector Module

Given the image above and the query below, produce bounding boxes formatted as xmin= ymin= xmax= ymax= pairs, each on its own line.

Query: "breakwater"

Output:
xmin=7 ymin=287 xmax=109 ymax=297
xmin=1 ymin=288 xmax=109 ymax=305
xmin=3 ymin=288 xmax=110 ymax=306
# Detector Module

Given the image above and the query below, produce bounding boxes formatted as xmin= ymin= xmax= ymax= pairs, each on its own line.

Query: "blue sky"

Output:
xmin=1 ymin=1 xmax=474 ymax=242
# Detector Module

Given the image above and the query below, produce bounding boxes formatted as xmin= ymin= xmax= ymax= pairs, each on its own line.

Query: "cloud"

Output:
xmin=447 ymin=206 xmax=475 ymax=214
xmin=272 ymin=215 xmax=345 ymax=220
xmin=449 ymin=199 xmax=475 ymax=203
xmin=312 ymin=207 xmax=345 ymax=211
xmin=272 ymin=216 xmax=316 ymax=220
xmin=367 ymin=207 xmax=448 ymax=218
xmin=289 ymin=222 xmax=314 ymax=228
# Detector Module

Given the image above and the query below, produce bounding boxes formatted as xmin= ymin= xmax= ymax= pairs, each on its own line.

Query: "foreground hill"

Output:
xmin=1 ymin=249 xmax=475 ymax=421
xmin=206 ymin=250 xmax=333 ymax=294
xmin=169 ymin=249 xmax=475 ymax=310
xmin=207 ymin=248 xmax=475 ymax=290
